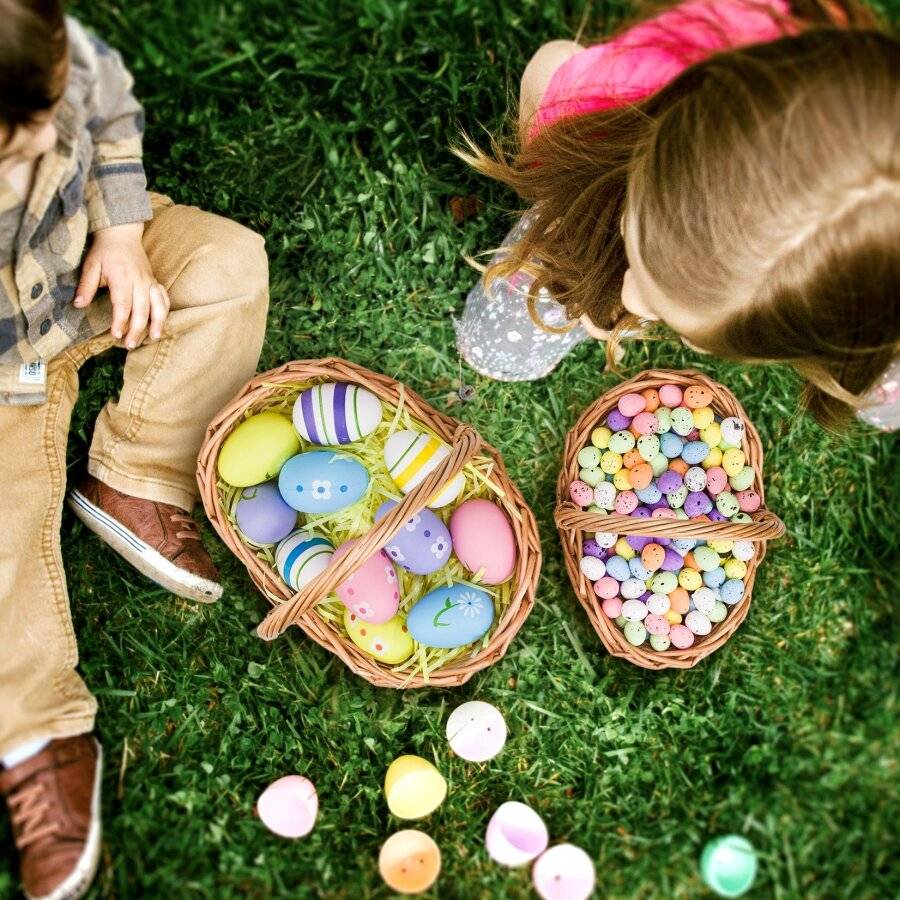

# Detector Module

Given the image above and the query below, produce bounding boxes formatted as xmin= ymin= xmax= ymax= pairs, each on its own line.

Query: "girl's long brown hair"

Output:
xmin=456 ymin=0 xmax=899 ymax=427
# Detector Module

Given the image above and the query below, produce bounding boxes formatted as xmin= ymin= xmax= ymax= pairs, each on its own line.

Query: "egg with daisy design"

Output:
xmin=374 ymin=500 xmax=453 ymax=575
xmin=278 ymin=450 xmax=369 ymax=514
xmin=406 ymin=583 xmax=495 ymax=649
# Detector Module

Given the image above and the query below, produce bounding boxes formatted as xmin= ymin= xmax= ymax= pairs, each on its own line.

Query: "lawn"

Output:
xmin=2 ymin=0 xmax=898 ymax=897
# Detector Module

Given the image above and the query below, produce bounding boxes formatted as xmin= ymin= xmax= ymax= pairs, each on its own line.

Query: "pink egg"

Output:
xmin=645 ymin=613 xmax=671 ymax=636
xmin=686 ymin=429 xmax=700 ymax=442
xmin=569 ymin=480 xmax=594 ymax=507
xmin=736 ymin=490 xmax=761 ymax=512
xmin=658 ymin=384 xmax=683 ymax=407
xmin=651 ymin=507 xmax=676 ymax=519
xmin=533 ymin=844 xmax=596 ymax=900
xmin=333 ymin=539 xmax=400 ymax=624
xmin=257 ymin=775 xmax=318 ymax=838
xmin=705 ymin=466 xmax=728 ymax=495
xmin=594 ymin=576 xmax=620 ymax=600
xmin=446 ymin=701 xmax=507 ymax=762
xmin=486 ymin=801 xmax=549 ymax=867
xmin=632 ymin=412 xmax=659 ymax=435
xmin=449 ymin=499 xmax=517 ymax=584
xmin=601 ymin=597 xmax=622 ymax=618
xmin=670 ymin=624 xmax=695 ymax=649
xmin=617 ymin=392 xmax=646 ymax=417
xmin=615 ymin=490 xmax=639 ymax=514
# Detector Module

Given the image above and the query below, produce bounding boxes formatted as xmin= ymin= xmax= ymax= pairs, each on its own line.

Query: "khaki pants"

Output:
xmin=0 ymin=196 xmax=269 ymax=755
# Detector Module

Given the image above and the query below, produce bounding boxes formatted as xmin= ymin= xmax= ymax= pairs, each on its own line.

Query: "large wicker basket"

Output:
xmin=555 ymin=369 xmax=785 ymax=670
xmin=197 ymin=358 xmax=541 ymax=688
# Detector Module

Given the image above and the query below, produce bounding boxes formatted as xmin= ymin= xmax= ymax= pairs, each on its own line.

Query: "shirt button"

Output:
xmin=31 ymin=283 xmax=42 ymax=299
xmin=39 ymin=318 xmax=51 ymax=335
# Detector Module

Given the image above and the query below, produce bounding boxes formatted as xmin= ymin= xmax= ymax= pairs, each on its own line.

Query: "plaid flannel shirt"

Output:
xmin=0 ymin=16 xmax=151 ymax=405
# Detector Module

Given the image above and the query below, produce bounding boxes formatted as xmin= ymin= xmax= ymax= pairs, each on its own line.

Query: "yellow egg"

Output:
xmin=692 ymin=407 xmax=715 ymax=429
xmin=344 ymin=610 xmax=414 ymax=665
xmin=700 ymin=422 xmax=722 ymax=446
xmin=591 ymin=426 xmax=612 ymax=450
xmin=614 ymin=538 xmax=636 ymax=561
xmin=384 ymin=756 xmax=447 ymax=819
xmin=665 ymin=610 xmax=683 ymax=625
xmin=600 ymin=451 xmax=623 ymax=474
xmin=217 ymin=412 xmax=300 ymax=487
xmin=710 ymin=540 xmax=735 ymax=554
xmin=613 ymin=469 xmax=632 ymax=491
xmin=702 ymin=447 xmax=723 ymax=469
xmin=722 ymin=448 xmax=747 ymax=477
xmin=724 ymin=559 xmax=748 ymax=579
xmin=678 ymin=568 xmax=702 ymax=591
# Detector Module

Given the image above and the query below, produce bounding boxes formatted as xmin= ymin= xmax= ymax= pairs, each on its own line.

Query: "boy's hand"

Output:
xmin=74 ymin=223 xmax=170 ymax=349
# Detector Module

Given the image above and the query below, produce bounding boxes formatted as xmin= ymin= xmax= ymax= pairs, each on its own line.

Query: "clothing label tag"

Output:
xmin=18 ymin=361 xmax=46 ymax=385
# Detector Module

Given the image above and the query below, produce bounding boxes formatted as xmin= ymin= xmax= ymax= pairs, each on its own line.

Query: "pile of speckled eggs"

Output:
xmin=216 ymin=382 xmax=517 ymax=668
xmin=568 ymin=382 xmax=759 ymax=652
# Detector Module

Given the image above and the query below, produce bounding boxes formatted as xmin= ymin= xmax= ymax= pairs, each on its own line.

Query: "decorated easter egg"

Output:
xmin=729 ymin=466 xmax=756 ymax=492
xmin=292 ymin=382 xmax=382 ymax=446
xmin=683 ymin=441 xmax=710 ymax=465
xmin=384 ymin=430 xmax=465 ymax=509
xmin=379 ymin=830 xmax=441 ymax=894
xmin=406 ymin=583 xmax=494 ymax=648
xmin=344 ymin=610 xmax=414 ymax=664
xmin=275 ymin=530 xmax=334 ymax=591
xmin=720 ymin=417 xmax=746 ymax=448
xmin=632 ymin=412 xmax=659 ymax=435
xmin=217 ymin=412 xmax=300 ymax=487
xmin=577 ymin=446 xmax=601 ymax=469
xmin=608 ymin=430 xmax=636 ymax=454
xmin=671 ymin=407 xmax=695 ymax=436
xmin=446 ymin=701 xmax=507 ymax=762
xmin=486 ymin=802 xmax=549 ymax=867
xmin=332 ymin=539 xmax=399 ymax=624
xmin=650 ymin=633 xmax=671 ymax=651
xmin=580 ymin=556 xmax=606 ymax=580
xmin=722 ymin=448 xmax=747 ymax=477
xmin=257 ymin=775 xmax=318 ymax=839
xmin=658 ymin=384 xmax=683 ymax=407
xmin=235 ymin=482 xmax=297 ymax=544
xmin=624 ymin=620 xmax=647 ymax=645
xmin=449 ymin=499 xmax=516 ymax=585
xmin=618 ymin=392 xmax=646 ymax=417
xmin=590 ymin=426 xmax=612 ymax=449
xmin=384 ymin=755 xmax=447 ymax=819
xmin=569 ymin=480 xmax=594 ymax=506
xmin=375 ymin=500 xmax=452 ymax=575
xmin=594 ymin=482 xmax=616 ymax=509
xmin=279 ymin=451 xmax=369 ymax=514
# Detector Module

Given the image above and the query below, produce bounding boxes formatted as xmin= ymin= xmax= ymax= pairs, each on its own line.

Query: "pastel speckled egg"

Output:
xmin=684 ymin=466 xmax=707 ymax=492
xmin=613 ymin=469 xmax=632 ymax=491
xmin=682 ymin=441 xmax=710 ymax=465
xmin=594 ymin=482 xmax=616 ymax=509
xmin=621 ymin=599 xmax=648 ymax=621
xmin=721 ymin=579 xmax=746 ymax=605
xmin=623 ymin=620 xmax=647 ymax=645
xmin=276 ymin=530 xmax=334 ymax=592
xmin=379 ymin=830 xmax=441 ymax=894
xmin=632 ymin=412 xmax=659 ymax=435
xmin=732 ymin=540 xmax=755 ymax=562
xmin=446 ymin=701 xmax=507 ymax=762
xmin=406 ymin=583 xmax=494 ymax=648
xmin=660 ymin=432 xmax=684 ymax=458
xmin=279 ymin=451 xmax=369 ymax=514
xmin=706 ymin=467 xmax=729 ymax=495
xmin=658 ymin=383 xmax=683 ymax=407
xmin=579 ymin=466 xmax=603 ymax=487
xmin=608 ymin=430 xmax=636 ymax=454
xmin=720 ymin=416 xmax=746 ymax=448
xmin=292 ymin=382 xmax=383 ymax=446
xmin=600 ymin=451 xmax=623 ymax=474
xmin=693 ymin=546 xmax=722 ymax=572
xmin=235 ymin=482 xmax=297 ymax=545
xmin=332 ymin=539 xmax=400 ymax=624
xmin=684 ymin=384 xmax=714 ymax=408
xmin=645 ymin=613 xmax=670 ymax=636
xmin=601 ymin=596 xmax=622 ymax=618
xmin=485 ymin=801 xmax=549 ymax=867
xmin=722 ymin=448 xmax=747 ymax=478
xmin=692 ymin=406 xmax=715 ymax=429
xmin=375 ymin=500 xmax=452 ymax=576
xmin=716 ymin=491 xmax=740 ymax=517
xmin=257 ymin=775 xmax=318 ymax=839
xmin=590 ymin=426 xmax=612 ymax=449
xmin=450 ymin=499 xmax=516 ymax=584
xmin=685 ymin=491 xmax=713 ymax=517
xmin=736 ymin=490 xmax=761 ymax=513
xmin=636 ymin=434 xmax=660 ymax=461
xmin=629 ymin=463 xmax=653 ymax=490
xmin=679 ymin=568 xmax=703 ymax=591
xmin=670 ymin=624 xmax=695 ymax=649
xmin=344 ymin=610 xmax=414 ymax=664
xmin=580 ymin=556 xmax=606 ymax=581
xmin=593 ymin=531 xmax=618 ymax=549
xmin=615 ymin=491 xmax=638 ymax=514
xmin=651 ymin=571 xmax=678 ymax=594
xmin=647 ymin=593 xmax=670 ymax=614
xmin=618 ymin=392 xmax=646 ymax=417
xmin=607 ymin=409 xmax=631 ymax=431
xmin=650 ymin=633 xmax=671 ymax=651
xmin=641 ymin=389 xmax=660 ymax=411
xmin=569 ymin=480 xmax=594 ymax=506
xmin=724 ymin=559 xmax=747 ymax=580
xmin=709 ymin=601 xmax=728 ymax=623
xmin=533 ymin=844 xmax=596 ymax=900
xmin=594 ymin=577 xmax=619 ymax=600
xmin=655 ymin=408 xmax=672 ymax=433
xmin=641 ymin=543 xmax=665 ymax=572
xmin=671 ymin=407 xmax=695 ymax=436
xmin=218 ymin=412 xmax=301 ymax=487
xmin=692 ymin=587 xmax=717 ymax=615
xmin=621 ymin=578 xmax=646 ymax=600
xmin=384 ymin=430 xmax=465 ymax=508
xmin=686 ymin=610 xmax=712 ymax=635
xmin=729 ymin=466 xmax=756 ymax=492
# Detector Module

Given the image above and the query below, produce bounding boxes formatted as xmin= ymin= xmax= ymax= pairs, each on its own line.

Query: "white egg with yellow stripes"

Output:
xmin=292 ymin=382 xmax=383 ymax=446
xmin=383 ymin=430 xmax=465 ymax=509
xmin=275 ymin=529 xmax=335 ymax=592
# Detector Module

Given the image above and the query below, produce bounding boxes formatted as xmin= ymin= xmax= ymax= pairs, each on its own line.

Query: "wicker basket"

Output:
xmin=197 ymin=358 xmax=541 ymax=688
xmin=555 ymin=369 xmax=785 ymax=670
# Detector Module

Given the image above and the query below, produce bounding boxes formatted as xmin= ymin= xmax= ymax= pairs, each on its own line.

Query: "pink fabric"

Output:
xmin=534 ymin=0 xmax=791 ymax=134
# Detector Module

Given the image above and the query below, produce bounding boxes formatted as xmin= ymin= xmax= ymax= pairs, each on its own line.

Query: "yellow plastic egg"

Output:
xmin=724 ymin=559 xmax=748 ymax=579
xmin=710 ymin=540 xmax=735 ymax=554
xmin=692 ymin=406 xmax=715 ymax=429
xmin=700 ymin=422 xmax=722 ymax=447
xmin=384 ymin=756 xmax=447 ymax=820
xmin=591 ymin=426 xmax=612 ymax=450
xmin=665 ymin=610 xmax=683 ymax=625
xmin=678 ymin=568 xmax=703 ymax=591
xmin=702 ymin=447 xmax=723 ymax=469
xmin=614 ymin=538 xmax=636 ymax=561
xmin=344 ymin=610 xmax=414 ymax=665
xmin=217 ymin=412 xmax=301 ymax=487
xmin=722 ymin=448 xmax=747 ymax=477
xmin=613 ymin=469 xmax=632 ymax=491
xmin=600 ymin=451 xmax=623 ymax=475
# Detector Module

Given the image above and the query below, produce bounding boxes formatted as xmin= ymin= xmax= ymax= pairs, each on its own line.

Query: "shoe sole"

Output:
xmin=67 ymin=489 xmax=222 ymax=604
xmin=27 ymin=741 xmax=103 ymax=900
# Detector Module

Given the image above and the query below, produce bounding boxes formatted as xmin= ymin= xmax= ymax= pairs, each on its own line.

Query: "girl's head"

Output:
xmin=460 ymin=3 xmax=899 ymax=427
xmin=0 ymin=0 xmax=68 ymax=175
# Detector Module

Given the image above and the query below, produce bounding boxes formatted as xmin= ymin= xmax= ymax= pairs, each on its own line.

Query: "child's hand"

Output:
xmin=74 ymin=223 xmax=170 ymax=349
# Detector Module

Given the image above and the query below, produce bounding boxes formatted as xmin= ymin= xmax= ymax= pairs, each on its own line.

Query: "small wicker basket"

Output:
xmin=555 ymin=369 xmax=785 ymax=670
xmin=197 ymin=358 xmax=541 ymax=688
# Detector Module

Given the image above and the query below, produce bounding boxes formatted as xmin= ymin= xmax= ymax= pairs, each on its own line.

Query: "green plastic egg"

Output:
xmin=217 ymin=412 xmax=301 ymax=487
xmin=700 ymin=835 xmax=757 ymax=898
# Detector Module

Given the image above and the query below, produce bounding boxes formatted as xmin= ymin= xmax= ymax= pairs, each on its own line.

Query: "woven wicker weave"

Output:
xmin=197 ymin=358 xmax=541 ymax=688
xmin=555 ymin=369 xmax=785 ymax=670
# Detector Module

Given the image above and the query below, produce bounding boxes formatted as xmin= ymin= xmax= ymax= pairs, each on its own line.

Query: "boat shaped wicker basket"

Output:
xmin=555 ymin=369 xmax=785 ymax=670
xmin=198 ymin=358 xmax=541 ymax=688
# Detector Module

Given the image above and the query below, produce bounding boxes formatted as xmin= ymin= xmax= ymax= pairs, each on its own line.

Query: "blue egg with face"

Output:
xmin=278 ymin=450 xmax=369 ymax=514
xmin=406 ymin=583 xmax=494 ymax=649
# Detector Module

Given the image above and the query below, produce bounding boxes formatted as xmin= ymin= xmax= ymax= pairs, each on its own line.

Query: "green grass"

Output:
xmin=3 ymin=0 xmax=899 ymax=897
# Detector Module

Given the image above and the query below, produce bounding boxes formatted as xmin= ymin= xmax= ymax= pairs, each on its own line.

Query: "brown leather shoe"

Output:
xmin=68 ymin=474 xmax=223 ymax=603
xmin=0 ymin=736 xmax=102 ymax=900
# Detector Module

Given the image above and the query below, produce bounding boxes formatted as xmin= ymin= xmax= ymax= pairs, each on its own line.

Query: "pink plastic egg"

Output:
xmin=670 ymin=624 xmax=695 ymax=649
xmin=736 ymin=490 xmax=761 ymax=512
xmin=614 ymin=490 xmax=639 ymax=515
xmin=533 ymin=844 xmax=596 ymax=900
xmin=632 ymin=412 xmax=659 ymax=435
xmin=601 ymin=597 xmax=623 ymax=618
xmin=569 ymin=480 xmax=594 ymax=506
xmin=705 ymin=466 xmax=728 ymax=495
xmin=257 ymin=775 xmax=318 ymax=838
xmin=449 ymin=499 xmax=517 ymax=584
xmin=658 ymin=384 xmax=683 ymax=407
xmin=333 ymin=539 xmax=400 ymax=624
xmin=617 ymin=392 xmax=646 ymax=417
xmin=594 ymin=576 xmax=620 ymax=600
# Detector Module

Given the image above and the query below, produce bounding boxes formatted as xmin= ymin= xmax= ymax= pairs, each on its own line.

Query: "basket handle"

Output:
xmin=256 ymin=423 xmax=483 ymax=641
xmin=554 ymin=502 xmax=785 ymax=541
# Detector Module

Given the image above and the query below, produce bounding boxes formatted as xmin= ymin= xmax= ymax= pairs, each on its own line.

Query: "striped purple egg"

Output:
xmin=292 ymin=382 xmax=383 ymax=446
